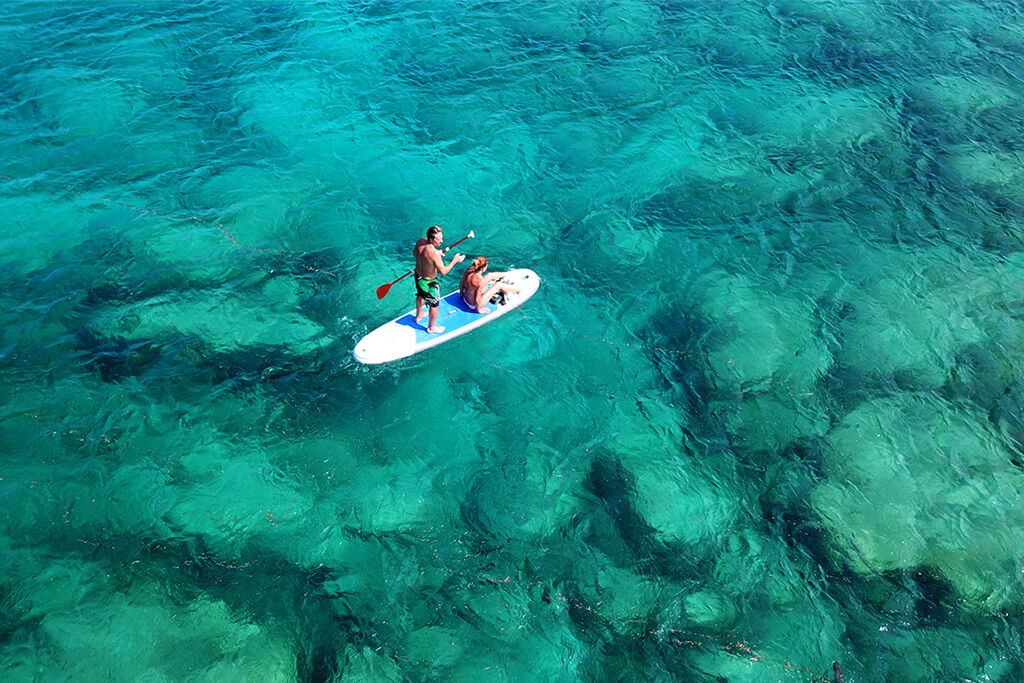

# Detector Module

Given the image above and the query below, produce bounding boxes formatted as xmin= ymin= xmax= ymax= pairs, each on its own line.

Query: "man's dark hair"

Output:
xmin=426 ymin=225 xmax=442 ymax=240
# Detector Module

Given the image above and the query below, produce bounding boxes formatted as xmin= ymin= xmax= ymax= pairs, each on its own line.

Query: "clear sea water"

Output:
xmin=2 ymin=1 xmax=1024 ymax=680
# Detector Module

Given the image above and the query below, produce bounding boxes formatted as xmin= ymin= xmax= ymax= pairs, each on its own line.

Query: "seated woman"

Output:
xmin=460 ymin=256 xmax=521 ymax=313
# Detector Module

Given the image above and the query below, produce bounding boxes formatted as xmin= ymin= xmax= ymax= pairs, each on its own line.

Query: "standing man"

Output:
xmin=413 ymin=225 xmax=465 ymax=333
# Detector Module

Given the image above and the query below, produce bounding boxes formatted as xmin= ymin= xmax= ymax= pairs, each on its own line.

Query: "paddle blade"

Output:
xmin=376 ymin=282 xmax=392 ymax=299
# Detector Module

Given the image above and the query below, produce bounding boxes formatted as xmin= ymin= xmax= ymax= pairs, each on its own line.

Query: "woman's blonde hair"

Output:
xmin=467 ymin=256 xmax=488 ymax=275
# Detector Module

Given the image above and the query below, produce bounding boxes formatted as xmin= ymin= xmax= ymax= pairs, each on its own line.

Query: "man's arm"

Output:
xmin=434 ymin=250 xmax=465 ymax=276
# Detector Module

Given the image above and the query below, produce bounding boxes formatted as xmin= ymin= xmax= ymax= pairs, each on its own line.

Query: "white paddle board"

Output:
xmin=353 ymin=268 xmax=540 ymax=364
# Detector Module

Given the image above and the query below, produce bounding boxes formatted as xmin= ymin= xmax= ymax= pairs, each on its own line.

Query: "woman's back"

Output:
xmin=460 ymin=269 xmax=483 ymax=309
xmin=461 ymin=256 xmax=489 ymax=309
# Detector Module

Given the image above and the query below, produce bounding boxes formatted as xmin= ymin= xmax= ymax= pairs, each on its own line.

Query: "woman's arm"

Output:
xmin=475 ymin=280 xmax=491 ymax=311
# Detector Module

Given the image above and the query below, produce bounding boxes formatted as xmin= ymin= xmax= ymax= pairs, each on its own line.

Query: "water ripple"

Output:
xmin=2 ymin=0 xmax=1024 ymax=680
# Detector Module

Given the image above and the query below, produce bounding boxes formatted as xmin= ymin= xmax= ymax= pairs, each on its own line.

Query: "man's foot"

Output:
xmin=426 ymin=325 xmax=445 ymax=334
xmin=414 ymin=312 xmax=426 ymax=323
xmin=477 ymin=307 xmax=490 ymax=314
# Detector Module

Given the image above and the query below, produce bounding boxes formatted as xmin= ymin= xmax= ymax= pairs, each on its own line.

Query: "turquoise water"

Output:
xmin=2 ymin=0 xmax=1024 ymax=680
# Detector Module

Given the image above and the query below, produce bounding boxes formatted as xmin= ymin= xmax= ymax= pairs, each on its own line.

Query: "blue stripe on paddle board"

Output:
xmin=394 ymin=289 xmax=492 ymax=345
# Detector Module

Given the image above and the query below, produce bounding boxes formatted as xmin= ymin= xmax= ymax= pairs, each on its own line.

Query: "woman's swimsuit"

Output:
xmin=462 ymin=279 xmax=501 ymax=311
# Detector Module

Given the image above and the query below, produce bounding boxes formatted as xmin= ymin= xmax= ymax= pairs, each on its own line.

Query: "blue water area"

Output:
xmin=3 ymin=0 xmax=1024 ymax=681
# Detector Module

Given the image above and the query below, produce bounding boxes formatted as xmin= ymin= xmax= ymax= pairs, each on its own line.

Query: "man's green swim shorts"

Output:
xmin=415 ymin=274 xmax=440 ymax=308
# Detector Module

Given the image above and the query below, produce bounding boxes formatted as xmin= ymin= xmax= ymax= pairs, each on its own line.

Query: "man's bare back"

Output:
xmin=414 ymin=238 xmax=441 ymax=278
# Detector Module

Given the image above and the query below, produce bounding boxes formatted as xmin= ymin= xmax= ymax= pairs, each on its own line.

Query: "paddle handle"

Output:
xmin=443 ymin=233 xmax=472 ymax=253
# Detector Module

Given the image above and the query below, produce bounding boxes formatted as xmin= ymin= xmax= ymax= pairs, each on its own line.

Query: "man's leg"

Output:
xmin=427 ymin=303 xmax=444 ymax=333
xmin=414 ymin=295 xmax=425 ymax=322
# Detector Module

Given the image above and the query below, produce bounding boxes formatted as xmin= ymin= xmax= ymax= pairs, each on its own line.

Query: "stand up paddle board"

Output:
xmin=354 ymin=268 xmax=540 ymax=364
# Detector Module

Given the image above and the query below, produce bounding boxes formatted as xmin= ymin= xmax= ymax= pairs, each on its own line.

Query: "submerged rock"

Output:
xmin=681 ymin=589 xmax=738 ymax=630
xmin=717 ymin=390 xmax=831 ymax=454
xmin=848 ymin=621 xmax=1013 ymax=681
xmin=811 ymin=393 xmax=1024 ymax=612
xmin=910 ymin=74 xmax=1015 ymax=118
xmin=624 ymin=451 xmax=745 ymax=551
xmin=462 ymin=442 xmax=587 ymax=543
xmin=404 ymin=625 xmax=464 ymax=668
xmin=26 ymin=574 xmax=295 ymax=681
xmin=588 ymin=1 xmax=661 ymax=51
xmin=88 ymin=288 xmax=332 ymax=356
xmin=167 ymin=442 xmax=314 ymax=557
xmin=339 ymin=645 xmax=403 ymax=683
xmin=726 ymin=82 xmax=897 ymax=151
xmin=945 ymin=145 xmax=1024 ymax=192
xmin=0 ymin=194 xmax=95 ymax=277
xmin=834 ymin=244 xmax=986 ymax=388
xmin=189 ymin=164 xmax=320 ymax=248
xmin=20 ymin=65 xmax=141 ymax=140
xmin=595 ymin=564 xmax=664 ymax=631
xmin=698 ymin=271 xmax=833 ymax=394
